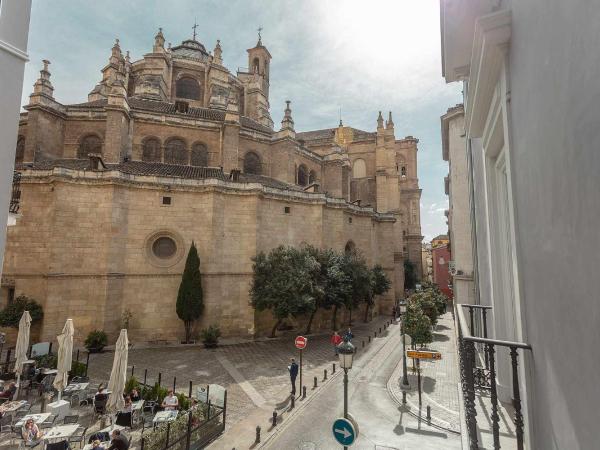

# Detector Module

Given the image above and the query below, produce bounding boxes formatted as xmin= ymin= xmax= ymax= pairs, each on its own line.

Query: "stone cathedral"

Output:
xmin=2 ymin=28 xmax=422 ymax=343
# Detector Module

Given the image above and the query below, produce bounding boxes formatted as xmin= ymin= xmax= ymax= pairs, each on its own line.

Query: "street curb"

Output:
xmin=386 ymin=358 xmax=461 ymax=435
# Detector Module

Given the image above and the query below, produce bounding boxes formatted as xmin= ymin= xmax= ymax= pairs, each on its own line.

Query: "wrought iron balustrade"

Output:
xmin=10 ymin=171 xmax=21 ymax=214
xmin=456 ymin=303 xmax=532 ymax=450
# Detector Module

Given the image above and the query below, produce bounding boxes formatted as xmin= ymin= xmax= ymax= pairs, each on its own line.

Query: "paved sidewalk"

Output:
xmin=387 ymin=312 xmax=461 ymax=433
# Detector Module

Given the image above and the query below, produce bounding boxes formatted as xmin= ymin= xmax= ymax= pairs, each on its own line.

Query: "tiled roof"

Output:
xmin=240 ymin=116 xmax=272 ymax=134
xmin=296 ymin=127 xmax=376 ymax=143
xmin=68 ymin=99 xmax=108 ymax=108
xmin=237 ymin=173 xmax=302 ymax=191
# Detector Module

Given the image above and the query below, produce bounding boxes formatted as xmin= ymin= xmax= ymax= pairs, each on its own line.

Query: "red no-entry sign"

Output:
xmin=295 ymin=335 xmax=307 ymax=349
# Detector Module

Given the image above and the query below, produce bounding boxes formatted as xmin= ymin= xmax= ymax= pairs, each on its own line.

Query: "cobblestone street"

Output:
xmin=86 ymin=315 xmax=392 ymax=430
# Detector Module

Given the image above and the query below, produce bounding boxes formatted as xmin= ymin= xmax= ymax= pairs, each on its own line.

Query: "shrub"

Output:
xmin=125 ymin=376 xmax=140 ymax=394
xmin=0 ymin=295 xmax=43 ymax=328
xmin=84 ymin=330 xmax=108 ymax=351
xmin=33 ymin=354 xmax=57 ymax=369
xmin=200 ymin=325 xmax=221 ymax=348
xmin=69 ymin=360 xmax=87 ymax=379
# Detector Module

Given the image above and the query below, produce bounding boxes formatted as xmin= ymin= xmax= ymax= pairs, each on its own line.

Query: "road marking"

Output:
xmin=215 ymin=353 xmax=267 ymax=407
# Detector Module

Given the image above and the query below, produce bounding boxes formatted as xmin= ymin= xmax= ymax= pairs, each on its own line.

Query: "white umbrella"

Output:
xmin=106 ymin=329 xmax=129 ymax=414
xmin=14 ymin=311 xmax=32 ymax=398
xmin=53 ymin=319 xmax=74 ymax=401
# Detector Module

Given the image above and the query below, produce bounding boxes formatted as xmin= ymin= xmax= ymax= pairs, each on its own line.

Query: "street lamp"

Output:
xmin=337 ymin=337 xmax=355 ymax=449
xmin=399 ymin=301 xmax=410 ymax=396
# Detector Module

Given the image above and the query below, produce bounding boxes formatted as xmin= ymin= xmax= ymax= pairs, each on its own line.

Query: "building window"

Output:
xmin=401 ymin=166 xmax=407 ymax=177
xmin=252 ymin=57 xmax=260 ymax=74
xmin=345 ymin=240 xmax=356 ymax=255
xmin=176 ymin=77 xmax=201 ymax=100
xmin=352 ymin=158 xmax=366 ymax=178
xmin=297 ymin=164 xmax=308 ymax=186
xmin=243 ymin=152 xmax=261 ymax=175
xmin=77 ymin=134 xmax=102 ymax=159
xmin=15 ymin=136 xmax=25 ymax=163
xmin=142 ymin=137 xmax=161 ymax=162
xmin=152 ymin=236 xmax=177 ymax=259
xmin=348 ymin=217 xmax=353 ymax=224
xmin=162 ymin=196 xmax=172 ymax=205
xmin=284 ymin=206 xmax=290 ymax=214
xmin=191 ymin=142 xmax=208 ymax=167
xmin=308 ymin=170 xmax=317 ymax=184
xmin=7 ymin=287 xmax=15 ymax=305
xmin=164 ymin=138 xmax=188 ymax=165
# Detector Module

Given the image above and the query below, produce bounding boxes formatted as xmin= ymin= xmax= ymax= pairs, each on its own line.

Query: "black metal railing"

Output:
xmin=10 ymin=171 xmax=21 ymax=214
xmin=456 ymin=304 xmax=532 ymax=450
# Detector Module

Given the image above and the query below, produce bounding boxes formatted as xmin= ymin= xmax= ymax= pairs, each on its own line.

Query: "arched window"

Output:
xmin=345 ymin=240 xmax=356 ymax=255
xmin=252 ymin=57 xmax=260 ymax=74
xmin=191 ymin=142 xmax=208 ymax=167
xmin=142 ymin=137 xmax=161 ymax=162
xmin=77 ymin=134 xmax=102 ymax=159
xmin=15 ymin=136 xmax=25 ymax=163
xmin=164 ymin=138 xmax=188 ymax=165
xmin=401 ymin=166 xmax=407 ymax=177
xmin=352 ymin=158 xmax=366 ymax=178
xmin=297 ymin=164 xmax=308 ymax=186
xmin=243 ymin=152 xmax=261 ymax=174
xmin=308 ymin=170 xmax=317 ymax=185
xmin=176 ymin=77 xmax=201 ymax=100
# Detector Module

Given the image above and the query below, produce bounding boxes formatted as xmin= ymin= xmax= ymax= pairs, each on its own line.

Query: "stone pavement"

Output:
xmin=86 ymin=314 xmax=393 ymax=438
xmin=387 ymin=312 xmax=462 ymax=434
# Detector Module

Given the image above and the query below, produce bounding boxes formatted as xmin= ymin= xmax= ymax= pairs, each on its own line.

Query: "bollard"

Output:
xmin=332 ymin=363 xmax=336 ymax=374
xmin=290 ymin=395 xmax=295 ymax=409
xmin=402 ymin=391 xmax=407 ymax=405
xmin=362 ymin=340 xmax=365 ymax=348
xmin=255 ymin=426 xmax=261 ymax=443
xmin=426 ymin=405 xmax=431 ymax=424
xmin=324 ymin=369 xmax=327 ymax=381
xmin=379 ymin=327 xmax=382 ymax=333
xmin=313 ymin=376 xmax=318 ymax=388
xmin=302 ymin=386 xmax=307 ymax=399
xmin=272 ymin=411 xmax=277 ymax=426
xmin=368 ymin=336 xmax=371 ymax=343
xmin=374 ymin=331 xmax=377 ymax=337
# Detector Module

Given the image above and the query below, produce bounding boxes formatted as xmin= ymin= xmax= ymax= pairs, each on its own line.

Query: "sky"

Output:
xmin=21 ymin=0 xmax=462 ymax=241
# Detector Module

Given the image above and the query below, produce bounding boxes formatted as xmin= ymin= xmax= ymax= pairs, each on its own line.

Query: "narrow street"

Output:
xmin=263 ymin=322 xmax=461 ymax=450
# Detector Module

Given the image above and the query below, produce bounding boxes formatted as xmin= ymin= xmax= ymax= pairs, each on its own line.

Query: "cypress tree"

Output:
xmin=176 ymin=241 xmax=204 ymax=343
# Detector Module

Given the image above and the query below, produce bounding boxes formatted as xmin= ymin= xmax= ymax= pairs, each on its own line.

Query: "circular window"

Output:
xmin=152 ymin=237 xmax=177 ymax=259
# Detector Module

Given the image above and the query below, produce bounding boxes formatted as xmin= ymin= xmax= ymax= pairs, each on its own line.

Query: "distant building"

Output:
xmin=431 ymin=244 xmax=452 ymax=299
xmin=431 ymin=234 xmax=449 ymax=248
xmin=421 ymin=243 xmax=432 ymax=283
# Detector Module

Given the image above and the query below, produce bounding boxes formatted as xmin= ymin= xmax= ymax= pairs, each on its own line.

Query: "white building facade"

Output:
xmin=441 ymin=0 xmax=599 ymax=449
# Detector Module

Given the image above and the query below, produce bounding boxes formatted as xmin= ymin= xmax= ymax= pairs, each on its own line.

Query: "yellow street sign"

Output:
xmin=407 ymin=350 xmax=442 ymax=360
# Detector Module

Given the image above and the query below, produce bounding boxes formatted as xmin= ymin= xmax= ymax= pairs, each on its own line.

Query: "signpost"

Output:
xmin=406 ymin=350 xmax=442 ymax=406
xmin=295 ymin=336 xmax=307 ymax=397
xmin=332 ymin=417 xmax=357 ymax=447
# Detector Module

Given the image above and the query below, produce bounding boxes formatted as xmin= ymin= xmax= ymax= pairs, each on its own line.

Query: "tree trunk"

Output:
xmin=184 ymin=321 xmax=191 ymax=343
xmin=271 ymin=318 xmax=282 ymax=338
xmin=305 ymin=309 xmax=317 ymax=335
xmin=363 ymin=302 xmax=370 ymax=323
xmin=348 ymin=307 xmax=353 ymax=326
xmin=332 ymin=305 xmax=338 ymax=331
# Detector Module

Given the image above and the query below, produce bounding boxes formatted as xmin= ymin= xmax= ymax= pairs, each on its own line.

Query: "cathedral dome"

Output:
xmin=171 ymin=39 xmax=209 ymax=61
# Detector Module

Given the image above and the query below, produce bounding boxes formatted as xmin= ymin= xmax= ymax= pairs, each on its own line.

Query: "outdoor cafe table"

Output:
xmin=153 ymin=410 xmax=178 ymax=425
xmin=0 ymin=400 xmax=27 ymax=414
xmin=14 ymin=412 xmax=51 ymax=427
xmin=41 ymin=368 xmax=58 ymax=375
xmin=64 ymin=382 xmax=89 ymax=393
xmin=43 ymin=424 xmax=80 ymax=442
xmin=98 ymin=423 xmax=125 ymax=434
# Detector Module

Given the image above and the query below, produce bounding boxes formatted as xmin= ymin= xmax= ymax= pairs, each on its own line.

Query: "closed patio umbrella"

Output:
xmin=53 ymin=319 xmax=74 ymax=401
xmin=106 ymin=329 xmax=129 ymax=414
xmin=14 ymin=311 xmax=32 ymax=398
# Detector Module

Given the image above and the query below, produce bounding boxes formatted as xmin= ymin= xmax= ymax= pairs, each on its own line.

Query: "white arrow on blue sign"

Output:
xmin=332 ymin=417 xmax=357 ymax=446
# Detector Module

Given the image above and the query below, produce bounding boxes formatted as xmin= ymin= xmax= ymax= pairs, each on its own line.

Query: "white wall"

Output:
xmin=0 ymin=0 xmax=32 ymax=277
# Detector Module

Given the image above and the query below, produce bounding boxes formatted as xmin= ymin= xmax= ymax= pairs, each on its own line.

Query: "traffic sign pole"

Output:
xmin=299 ymin=348 xmax=303 ymax=399
xmin=417 ymin=358 xmax=422 ymax=407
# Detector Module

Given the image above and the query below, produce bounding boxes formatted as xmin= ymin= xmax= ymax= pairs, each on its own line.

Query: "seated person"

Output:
xmin=129 ymin=388 xmax=141 ymax=402
xmin=107 ymin=429 xmax=129 ymax=450
xmin=91 ymin=440 xmax=106 ymax=450
xmin=0 ymin=382 xmax=16 ymax=400
xmin=122 ymin=396 xmax=132 ymax=413
xmin=161 ymin=389 xmax=179 ymax=411
xmin=95 ymin=383 xmax=108 ymax=402
xmin=22 ymin=418 xmax=43 ymax=444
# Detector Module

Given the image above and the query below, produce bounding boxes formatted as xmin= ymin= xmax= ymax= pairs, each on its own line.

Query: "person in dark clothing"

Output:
xmin=107 ymin=430 xmax=129 ymax=450
xmin=288 ymin=358 xmax=299 ymax=396
xmin=343 ymin=327 xmax=354 ymax=342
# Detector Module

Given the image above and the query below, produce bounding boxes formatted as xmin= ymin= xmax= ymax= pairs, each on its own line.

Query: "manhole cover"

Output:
xmin=298 ymin=442 xmax=317 ymax=450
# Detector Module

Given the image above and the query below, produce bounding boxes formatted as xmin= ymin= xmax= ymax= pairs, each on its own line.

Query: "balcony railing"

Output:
xmin=456 ymin=304 xmax=532 ymax=450
xmin=9 ymin=171 xmax=21 ymax=214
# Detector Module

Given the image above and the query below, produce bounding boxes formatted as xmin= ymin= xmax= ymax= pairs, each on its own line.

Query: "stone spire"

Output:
xmin=110 ymin=39 xmax=123 ymax=66
xmin=377 ymin=111 xmax=384 ymax=129
xmin=213 ymin=40 xmax=223 ymax=65
xmin=32 ymin=59 xmax=54 ymax=99
xmin=154 ymin=27 xmax=165 ymax=52
xmin=280 ymin=100 xmax=295 ymax=132
xmin=386 ymin=111 xmax=394 ymax=129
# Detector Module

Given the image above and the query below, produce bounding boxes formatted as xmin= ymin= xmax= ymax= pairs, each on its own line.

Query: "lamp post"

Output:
xmin=338 ymin=337 xmax=355 ymax=450
xmin=399 ymin=301 xmax=410 ymax=394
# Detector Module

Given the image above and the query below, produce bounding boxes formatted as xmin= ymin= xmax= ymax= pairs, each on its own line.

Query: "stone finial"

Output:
xmin=377 ymin=111 xmax=384 ymax=129
xmin=125 ymin=51 xmax=131 ymax=64
xmin=42 ymin=59 xmax=50 ymax=72
xmin=32 ymin=59 xmax=54 ymax=99
xmin=280 ymin=100 xmax=295 ymax=132
xmin=386 ymin=111 xmax=394 ymax=129
xmin=154 ymin=27 xmax=165 ymax=52
xmin=257 ymin=26 xmax=263 ymax=46
xmin=213 ymin=39 xmax=223 ymax=65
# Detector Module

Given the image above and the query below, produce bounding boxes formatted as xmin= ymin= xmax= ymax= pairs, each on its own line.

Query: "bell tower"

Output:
xmin=247 ymin=27 xmax=271 ymax=98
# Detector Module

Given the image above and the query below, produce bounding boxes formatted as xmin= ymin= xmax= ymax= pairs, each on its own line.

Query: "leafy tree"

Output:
xmin=250 ymin=246 xmax=320 ymax=337
xmin=324 ymin=251 xmax=353 ymax=331
xmin=176 ymin=242 xmax=204 ymax=343
xmin=404 ymin=259 xmax=417 ymax=290
xmin=341 ymin=252 xmax=372 ymax=326
xmin=0 ymin=295 xmax=43 ymax=328
xmin=408 ymin=291 xmax=440 ymax=327
xmin=403 ymin=303 xmax=432 ymax=347
xmin=366 ymin=264 xmax=392 ymax=322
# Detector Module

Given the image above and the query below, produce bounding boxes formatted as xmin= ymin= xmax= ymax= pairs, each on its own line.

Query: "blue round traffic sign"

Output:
xmin=332 ymin=417 xmax=357 ymax=446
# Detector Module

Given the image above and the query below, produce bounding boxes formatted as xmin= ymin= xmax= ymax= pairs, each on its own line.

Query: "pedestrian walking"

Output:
xmin=331 ymin=331 xmax=342 ymax=355
xmin=288 ymin=358 xmax=299 ymax=396
xmin=343 ymin=327 xmax=354 ymax=342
